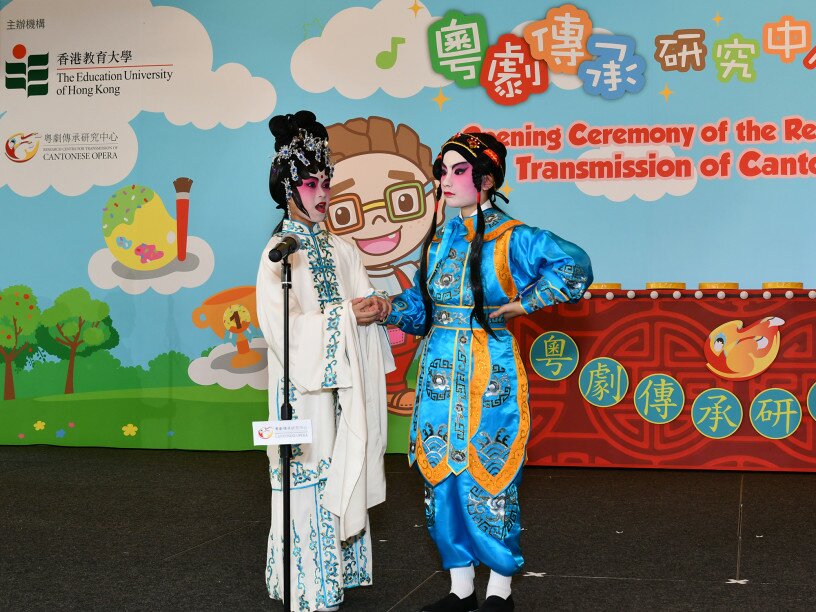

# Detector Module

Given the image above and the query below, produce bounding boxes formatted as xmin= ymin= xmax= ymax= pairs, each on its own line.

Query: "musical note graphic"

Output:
xmin=376 ymin=36 xmax=406 ymax=70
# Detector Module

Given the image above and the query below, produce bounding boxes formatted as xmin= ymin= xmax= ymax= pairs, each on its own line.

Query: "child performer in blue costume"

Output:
xmin=385 ymin=132 xmax=592 ymax=612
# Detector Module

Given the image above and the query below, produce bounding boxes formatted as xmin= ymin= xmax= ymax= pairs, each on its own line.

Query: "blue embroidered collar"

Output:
xmin=281 ymin=218 xmax=321 ymax=236
xmin=447 ymin=207 xmax=512 ymax=232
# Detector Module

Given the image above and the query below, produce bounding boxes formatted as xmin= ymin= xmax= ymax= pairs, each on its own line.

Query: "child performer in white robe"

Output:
xmin=256 ymin=110 xmax=394 ymax=612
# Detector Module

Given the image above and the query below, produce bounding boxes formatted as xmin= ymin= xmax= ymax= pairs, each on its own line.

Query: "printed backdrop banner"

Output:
xmin=2 ymin=0 xmax=816 ymax=466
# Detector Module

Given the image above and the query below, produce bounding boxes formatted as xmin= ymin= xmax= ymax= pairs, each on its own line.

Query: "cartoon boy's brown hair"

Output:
xmin=327 ymin=116 xmax=433 ymax=178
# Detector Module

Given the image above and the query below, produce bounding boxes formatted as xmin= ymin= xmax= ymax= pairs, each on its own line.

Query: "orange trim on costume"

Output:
xmin=415 ymin=431 xmax=451 ymax=485
xmin=463 ymin=218 xmax=523 ymax=242
xmin=468 ymin=334 xmax=531 ymax=497
xmin=466 ymin=329 xmax=491 ymax=488
xmin=414 ymin=330 xmax=451 ymax=485
xmin=493 ymin=228 xmax=518 ymax=300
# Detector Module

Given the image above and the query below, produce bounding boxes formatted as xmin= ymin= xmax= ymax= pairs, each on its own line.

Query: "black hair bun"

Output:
xmin=268 ymin=110 xmax=327 ymax=150
xmin=481 ymin=132 xmax=507 ymax=160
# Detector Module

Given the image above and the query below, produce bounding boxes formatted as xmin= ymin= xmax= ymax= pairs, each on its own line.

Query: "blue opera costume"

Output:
xmin=386 ymin=207 xmax=592 ymax=575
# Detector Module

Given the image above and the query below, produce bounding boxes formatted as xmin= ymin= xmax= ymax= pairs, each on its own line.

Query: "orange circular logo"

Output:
xmin=5 ymin=132 xmax=40 ymax=163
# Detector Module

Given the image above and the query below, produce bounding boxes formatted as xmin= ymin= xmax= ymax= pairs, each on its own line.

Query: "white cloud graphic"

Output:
xmin=549 ymin=71 xmax=587 ymax=91
xmin=188 ymin=339 xmax=268 ymax=390
xmin=0 ymin=120 xmax=139 ymax=197
xmin=574 ymin=145 xmax=698 ymax=202
xmin=162 ymin=62 xmax=276 ymax=130
xmin=291 ymin=0 xmax=448 ymax=99
xmin=88 ymin=235 xmax=214 ymax=295
xmin=0 ymin=0 xmax=276 ymax=196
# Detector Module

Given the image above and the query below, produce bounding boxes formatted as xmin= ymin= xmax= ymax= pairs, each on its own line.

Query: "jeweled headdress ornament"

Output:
xmin=272 ymin=128 xmax=333 ymax=203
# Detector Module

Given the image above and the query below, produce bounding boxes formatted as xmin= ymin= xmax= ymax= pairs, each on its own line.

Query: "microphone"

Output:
xmin=268 ymin=234 xmax=301 ymax=262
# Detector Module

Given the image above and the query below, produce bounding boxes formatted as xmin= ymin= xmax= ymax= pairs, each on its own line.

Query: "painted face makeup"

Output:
xmin=439 ymin=149 xmax=479 ymax=212
xmin=292 ymin=170 xmax=330 ymax=224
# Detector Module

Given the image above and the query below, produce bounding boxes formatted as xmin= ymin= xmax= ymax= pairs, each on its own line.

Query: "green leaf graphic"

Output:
xmin=27 ymin=83 xmax=48 ymax=96
xmin=28 ymin=68 xmax=48 ymax=82
xmin=5 ymin=76 xmax=25 ymax=89
xmin=28 ymin=53 xmax=49 ymax=67
xmin=5 ymin=61 xmax=25 ymax=75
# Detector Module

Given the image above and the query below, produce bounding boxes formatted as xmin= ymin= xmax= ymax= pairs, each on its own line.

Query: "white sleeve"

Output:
xmin=256 ymin=252 xmax=352 ymax=392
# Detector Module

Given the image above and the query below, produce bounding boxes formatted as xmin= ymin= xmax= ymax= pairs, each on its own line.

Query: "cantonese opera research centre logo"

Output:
xmin=5 ymin=132 xmax=40 ymax=163
xmin=5 ymin=44 xmax=49 ymax=96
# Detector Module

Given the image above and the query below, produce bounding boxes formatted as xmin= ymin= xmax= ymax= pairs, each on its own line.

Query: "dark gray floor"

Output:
xmin=1 ymin=446 xmax=815 ymax=611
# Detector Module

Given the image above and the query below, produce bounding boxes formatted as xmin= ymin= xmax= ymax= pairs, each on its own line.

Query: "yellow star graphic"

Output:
xmin=659 ymin=84 xmax=673 ymax=102
xmin=432 ymin=88 xmax=449 ymax=110
xmin=500 ymin=182 xmax=513 ymax=198
xmin=713 ymin=12 xmax=724 ymax=25
xmin=409 ymin=1 xmax=423 ymax=17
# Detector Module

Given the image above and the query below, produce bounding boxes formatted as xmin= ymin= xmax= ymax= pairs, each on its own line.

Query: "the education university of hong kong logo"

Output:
xmin=5 ymin=132 xmax=41 ymax=163
xmin=5 ymin=44 xmax=49 ymax=96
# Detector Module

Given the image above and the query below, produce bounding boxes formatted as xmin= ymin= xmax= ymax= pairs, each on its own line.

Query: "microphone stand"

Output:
xmin=281 ymin=253 xmax=293 ymax=612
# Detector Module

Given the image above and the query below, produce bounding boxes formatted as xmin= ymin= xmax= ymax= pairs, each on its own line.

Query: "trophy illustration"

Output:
xmin=193 ymin=286 xmax=262 ymax=369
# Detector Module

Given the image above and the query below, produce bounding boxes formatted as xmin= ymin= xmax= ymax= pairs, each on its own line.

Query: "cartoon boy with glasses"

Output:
xmin=327 ymin=117 xmax=443 ymax=416
xmin=325 ymin=180 xmax=434 ymax=236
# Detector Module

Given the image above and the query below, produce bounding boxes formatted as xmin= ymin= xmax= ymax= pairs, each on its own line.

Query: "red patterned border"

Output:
xmin=511 ymin=291 xmax=816 ymax=471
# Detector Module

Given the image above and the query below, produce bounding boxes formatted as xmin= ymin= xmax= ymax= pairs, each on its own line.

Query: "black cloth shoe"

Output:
xmin=478 ymin=595 xmax=514 ymax=611
xmin=420 ymin=592 xmax=478 ymax=612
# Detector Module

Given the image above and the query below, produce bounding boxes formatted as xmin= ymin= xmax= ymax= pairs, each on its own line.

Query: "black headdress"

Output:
xmin=268 ymin=110 xmax=333 ymax=230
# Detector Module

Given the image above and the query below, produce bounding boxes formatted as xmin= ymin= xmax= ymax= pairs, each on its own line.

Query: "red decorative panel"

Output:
xmin=510 ymin=290 xmax=816 ymax=471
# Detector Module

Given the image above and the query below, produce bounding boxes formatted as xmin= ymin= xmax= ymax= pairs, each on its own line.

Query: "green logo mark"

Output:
xmin=6 ymin=44 xmax=49 ymax=96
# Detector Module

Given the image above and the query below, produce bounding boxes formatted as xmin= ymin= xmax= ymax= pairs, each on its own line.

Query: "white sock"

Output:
xmin=450 ymin=565 xmax=475 ymax=598
xmin=486 ymin=570 xmax=512 ymax=600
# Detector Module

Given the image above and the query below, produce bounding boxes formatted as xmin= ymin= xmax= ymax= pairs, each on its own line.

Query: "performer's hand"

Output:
xmin=490 ymin=300 xmax=526 ymax=320
xmin=368 ymin=295 xmax=392 ymax=322
xmin=352 ymin=297 xmax=380 ymax=325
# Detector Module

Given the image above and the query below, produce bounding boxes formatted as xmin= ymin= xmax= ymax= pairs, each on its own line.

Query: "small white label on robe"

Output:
xmin=252 ymin=420 xmax=313 ymax=446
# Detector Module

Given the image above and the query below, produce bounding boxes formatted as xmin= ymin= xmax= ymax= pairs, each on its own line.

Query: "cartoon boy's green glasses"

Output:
xmin=325 ymin=180 xmax=434 ymax=235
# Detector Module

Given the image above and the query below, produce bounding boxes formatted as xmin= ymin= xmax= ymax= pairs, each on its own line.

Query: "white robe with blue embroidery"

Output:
xmin=256 ymin=219 xmax=394 ymax=611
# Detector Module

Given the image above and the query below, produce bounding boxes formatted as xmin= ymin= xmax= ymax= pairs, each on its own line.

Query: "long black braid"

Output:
xmin=468 ymin=202 xmax=494 ymax=338
xmin=418 ymin=203 xmax=439 ymax=336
